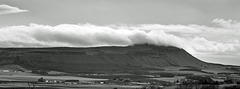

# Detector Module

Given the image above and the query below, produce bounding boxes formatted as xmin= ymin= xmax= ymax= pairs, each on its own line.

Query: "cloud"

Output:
xmin=212 ymin=19 xmax=240 ymax=30
xmin=0 ymin=24 xmax=188 ymax=48
xmin=0 ymin=4 xmax=28 ymax=15
xmin=0 ymin=19 xmax=240 ymax=65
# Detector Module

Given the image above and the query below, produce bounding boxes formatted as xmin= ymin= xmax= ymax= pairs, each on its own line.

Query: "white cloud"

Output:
xmin=0 ymin=19 xmax=240 ymax=65
xmin=213 ymin=18 xmax=240 ymax=30
xmin=0 ymin=4 xmax=28 ymax=15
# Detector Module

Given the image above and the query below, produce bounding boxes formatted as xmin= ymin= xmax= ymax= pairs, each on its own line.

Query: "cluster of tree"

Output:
xmin=185 ymin=75 xmax=215 ymax=84
xmin=32 ymin=70 xmax=48 ymax=75
xmin=223 ymin=77 xmax=240 ymax=84
xmin=200 ymin=85 xmax=219 ymax=89
xmin=175 ymin=75 xmax=222 ymax=89
xmin=223 ymin=85 xmax=240 ymax=89
xmin=112 ymin=77 xmax=130 ymax=82
xmin=141 ymin=86 xmax=163 ymax=89
xmin=224 ymin=79 xmax=234 ymax=84
xmin=38 ymin=77 xmax=45 ymax=82
xmin=176 ymin=85 xmax=219 ymax=89
xmin=176 ymin=75 xmax=240 ymax=89
xmin=217 ymin=72 xmax=240 ymax=75
xmin=175 ymin=73 xmax=193 ymax=76
xmin=159 ymin=72 xmax=175 ymax=77
xmin=237 ymin=81 xmax=240 ymax=84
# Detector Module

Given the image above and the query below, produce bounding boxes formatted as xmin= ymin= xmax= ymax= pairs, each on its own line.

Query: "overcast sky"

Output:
xmin=0 ymin=0 xmax=240 ymax=65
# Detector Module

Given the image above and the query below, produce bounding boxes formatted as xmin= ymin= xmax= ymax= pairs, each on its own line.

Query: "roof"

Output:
xmin=65 ymin=80 xmax=79 ymax=82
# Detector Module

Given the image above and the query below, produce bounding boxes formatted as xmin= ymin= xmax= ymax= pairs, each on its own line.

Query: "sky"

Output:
xmin=0 ymin=0 xmax=240 ymax=65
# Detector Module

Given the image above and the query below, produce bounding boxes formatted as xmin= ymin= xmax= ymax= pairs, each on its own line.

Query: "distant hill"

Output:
xmin=0 ymin=44 xmax=212 ymax=73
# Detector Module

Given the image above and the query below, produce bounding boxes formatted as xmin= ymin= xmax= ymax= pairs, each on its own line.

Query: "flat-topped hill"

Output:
xmin=0 ymin=44 xmax=209 ymax=73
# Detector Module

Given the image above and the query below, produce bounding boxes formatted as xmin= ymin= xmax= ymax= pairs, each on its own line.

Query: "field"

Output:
xmin=1 ymin=64 xmax=240 ymax=89
xmin=0 ymin=75 xmax=107 ymax=82
xmin=0 ymin=83 xmax=143 ymax=89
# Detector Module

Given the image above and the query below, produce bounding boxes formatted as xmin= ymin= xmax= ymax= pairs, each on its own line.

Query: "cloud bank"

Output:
xmin=0 ymin=4 xmax=28 ymax=15
xmin=0 ymin=19 xmax=239 ymax=64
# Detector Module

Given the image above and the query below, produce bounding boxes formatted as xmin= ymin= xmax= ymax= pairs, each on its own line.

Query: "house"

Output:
xmin=130 ymin=82 xmax=150 ymax=85
xmin=80 ymin=81 xmax=95 ymax=84
xmin=64 ymin=80 xmax=79 ymax=84
xmin=2 ymin=70 xmax=10 ymax=72
xmin=45 ymin=79 xmax=58 ymax=83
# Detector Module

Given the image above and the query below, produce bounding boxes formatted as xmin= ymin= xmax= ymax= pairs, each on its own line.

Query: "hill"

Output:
xmin=0 ymin=44 xmax=211 ymax=73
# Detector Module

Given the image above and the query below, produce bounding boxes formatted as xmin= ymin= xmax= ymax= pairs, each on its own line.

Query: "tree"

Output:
xmin=38 ymin=77 xmax=45 ymax=82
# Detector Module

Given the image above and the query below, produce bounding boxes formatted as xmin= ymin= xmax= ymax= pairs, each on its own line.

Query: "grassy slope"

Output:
xmin=0 ymin=44 xmax=212 ymax=73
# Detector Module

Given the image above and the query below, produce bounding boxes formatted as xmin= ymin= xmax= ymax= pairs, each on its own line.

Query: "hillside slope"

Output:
xmin=0 ymin=44 xmax=209 ymax=73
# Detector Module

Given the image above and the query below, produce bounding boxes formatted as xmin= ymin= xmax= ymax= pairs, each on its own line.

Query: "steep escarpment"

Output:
xmin=0 ymin=44 xmax=208 ymax=73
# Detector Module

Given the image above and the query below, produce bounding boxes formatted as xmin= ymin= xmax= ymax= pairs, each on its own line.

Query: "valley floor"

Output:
xmin=0 ymin=64 xmax=240 ymax=89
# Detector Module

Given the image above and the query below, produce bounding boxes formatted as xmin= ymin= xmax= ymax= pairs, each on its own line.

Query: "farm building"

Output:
xmin=64 ymin=80 xmax=79 ymax=84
